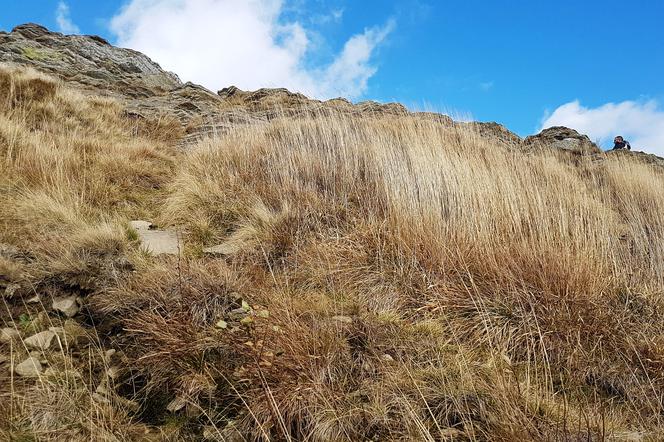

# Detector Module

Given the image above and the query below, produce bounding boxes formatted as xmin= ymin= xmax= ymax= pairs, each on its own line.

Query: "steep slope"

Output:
xmin=1 ymin=25 xmax=664 ymax=442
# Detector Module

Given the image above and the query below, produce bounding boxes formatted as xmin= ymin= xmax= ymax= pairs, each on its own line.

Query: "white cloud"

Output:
xmin=110 ymin=0 xmax=393 ymax=100
xmin=540 ymin=99 xmax=664 ymax=156
xmin=56 ymin=1 xmax=80 ymax=34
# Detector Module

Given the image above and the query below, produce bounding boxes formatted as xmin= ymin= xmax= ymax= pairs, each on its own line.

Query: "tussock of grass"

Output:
xmin=2 ymin=65 xmax=664 ymax=440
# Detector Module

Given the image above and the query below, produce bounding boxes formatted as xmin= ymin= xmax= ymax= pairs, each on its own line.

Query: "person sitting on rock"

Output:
xmin=612 ymin=136 xmax=631 ymax=150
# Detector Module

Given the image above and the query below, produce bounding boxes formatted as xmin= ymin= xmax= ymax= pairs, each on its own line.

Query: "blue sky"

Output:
xmin=2 ymin=0 xmax=664 ymax=152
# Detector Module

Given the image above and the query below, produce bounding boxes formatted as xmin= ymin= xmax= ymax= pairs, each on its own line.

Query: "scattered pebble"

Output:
xmin=52 ymin=295 xmax=80 ymax=317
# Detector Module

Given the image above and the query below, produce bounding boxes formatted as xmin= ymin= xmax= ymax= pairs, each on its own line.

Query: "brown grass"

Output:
xmin=2 ymin=65 xmax=664 ymax=440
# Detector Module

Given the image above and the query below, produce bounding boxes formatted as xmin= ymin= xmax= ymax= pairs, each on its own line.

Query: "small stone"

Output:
xmin=14 ymin=357 xmax=43 ymax=377
xmin=332 ymin=315 xmax=353 ymax=324
xmin=0 ymin=327 xmax=20 ymax=343
xmin=52 ymin=295 xmax=80 ymax=317
xmin=24 ymin=330 xmax=56 ymax=350
xmin=26 ymin=295 xmax=41 ymax=303
xmin=167 ymin=396 xmax=187 ymax=412
xmin=104 ymin=349 xmax=117 ymax=362
xmin=215 ymin=320 xmax=228 ymax=329
xmin=135 ymin=226 xmax=181 ymax=255
xmin=380 ymin=354 xmax=394 ymax=362
xmin=241 ymin=300 xmax=251 ymax=312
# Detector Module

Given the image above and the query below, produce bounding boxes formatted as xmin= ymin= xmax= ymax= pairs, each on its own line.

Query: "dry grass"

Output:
xmin=2 ymin=65 xmax=664 ymax=440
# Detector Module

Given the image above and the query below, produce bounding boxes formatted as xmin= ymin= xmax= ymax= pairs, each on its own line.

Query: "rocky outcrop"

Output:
xmin=465 ymin=121 xmax=523 ymax=149
xmin=0 ymin=23 xmax=181 ymax=98
xmin=523 ymin=126 xmax=602 ymax=155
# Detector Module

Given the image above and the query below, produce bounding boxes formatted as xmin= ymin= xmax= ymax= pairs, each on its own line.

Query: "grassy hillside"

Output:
xmin=2 ymin=66 xmax=664 ymax=441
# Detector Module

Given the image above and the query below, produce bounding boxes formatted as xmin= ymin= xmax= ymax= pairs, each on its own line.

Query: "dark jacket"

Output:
xmin=612 ymin=140 xmax=631 ymax=150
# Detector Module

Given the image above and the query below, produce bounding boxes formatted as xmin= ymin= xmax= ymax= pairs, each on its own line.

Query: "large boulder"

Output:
xmin=523 ymin=126 xmax=602 ymax=155
xmin=0 ymin=23 xmax=181 ymax=98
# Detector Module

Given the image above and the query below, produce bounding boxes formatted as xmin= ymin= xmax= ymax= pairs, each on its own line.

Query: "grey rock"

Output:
xmin=0 ymin=23 xmax=181 ymax=99
xmin=523 ymin=126 xmax=602 ymax=155
xmin=52 ymin=295 xmax=80 ymax=317
xmin=24 ymin=330 xmax=56 ymax=350
xmin=13 ymin=356 xmax=43 ymax=377
xmin=167 ymin=396 xmax=187 ymax=412
xmin=0 ymin=327 xmax=20 ymax=343
xmin=137 ymin=229 xmax=181 ymax=256
xmin=129 ymin=220 xmax=181 ymax=255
